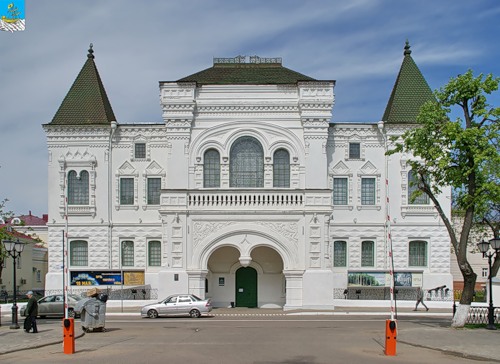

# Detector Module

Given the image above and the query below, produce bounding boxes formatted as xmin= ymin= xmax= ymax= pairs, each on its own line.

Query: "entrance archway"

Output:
xmin=235 ymin=267 xmax=257 ymax=307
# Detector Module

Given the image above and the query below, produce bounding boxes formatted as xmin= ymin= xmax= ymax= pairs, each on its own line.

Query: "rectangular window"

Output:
xmin=482 ymin=268 xmax=488 ymax=278
xmin=333 ymin=178 xmax=348 ymax=205
xmin=361 ymin=178 xmax=376 ymax=205
xmin=349 ymin=143 xmax=360 ymax=159
xmin=147 ymin=178 xmax=161 ymax=205
xmin=36 ymin=270 xmax=41 ymax=282
xmin=70 ymin=240 xmax=88 ymax=266
xmin=333 ymin=241 xmax=347 ymax=267
xmin=361 ymin=241 xmax=374 ymax=267
xmin=122 ymin=240 xmax=134 ymax=267
xmin=120 ymin=178 xmax=134 ymax=205
xmin=148 ymin=241 xmax=161 ymax=266
xmin=135 ymin=143 xmax=146 ymax=159
xmin=409 ymin=241 xmax=427 ymax=267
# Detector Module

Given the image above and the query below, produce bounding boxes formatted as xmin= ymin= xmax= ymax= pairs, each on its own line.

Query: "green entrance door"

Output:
xmin=235 ymin=267 xmax=257 ymax=308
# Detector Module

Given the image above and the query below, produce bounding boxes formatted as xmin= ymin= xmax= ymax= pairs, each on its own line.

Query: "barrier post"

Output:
xmin=385 ymin=319 xmax=397 ymax=356
xmin=63 ymin=318 xmax=75 ymax=354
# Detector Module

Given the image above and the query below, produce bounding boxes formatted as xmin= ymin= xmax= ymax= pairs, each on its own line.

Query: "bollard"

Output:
xmin=63 ymin=318 xmax=75 ymax=354
xmin=384 ymin=319 xmax=397 ymax=356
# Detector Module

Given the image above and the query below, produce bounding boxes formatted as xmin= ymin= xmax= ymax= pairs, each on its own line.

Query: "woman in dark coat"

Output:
xmin=25 ymin=291 xmax=38 ymax=333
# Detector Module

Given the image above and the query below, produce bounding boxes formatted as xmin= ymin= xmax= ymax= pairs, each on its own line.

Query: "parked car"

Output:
xmin=20 ymin=294 xmax=83 ymax=318
xmin=141 ymin=294 xmax=212 ymax=318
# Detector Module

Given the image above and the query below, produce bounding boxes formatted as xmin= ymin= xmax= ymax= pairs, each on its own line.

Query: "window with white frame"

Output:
xmin=333 ymin=178 xmax=348 ymax=205
xmin=361 ymin=240 xmax=374 ymax=267
xmin=148 ymin=240 xmax=161 ymax=266
xmin=409 ymin=240 xmax=427 ymax=267
xmin=147 ymin=178 xmax=161 ymax=205
xmin=273 ymin=149 xmax=290 ymax=188
xmin=482 ymin=268 xmax=488 ymax=278
xmin=120 ymin=178 xmax=135 ymax=205
xmin=361 ymin=178 xmax=376 ymax=205
xmin=229 ymin=136 xmax=264 ymax=188
xmin=349 ymin=142 xmax=361 ymax=159
xmin=204 ymin=149 xmax=220 ymax=188
xmin=134 ymin=143 xmax=146 ymax=159
xmin=408 ymin=170 xmax=430 ymax=205
xmin=68 ymin=170 xmax=89 ymax=205
xmin=36 ymin=270 xmax=41 ymax=282
xmin=121 ymin=240 xmax=134 ymax=267
xmin=70 ymin=240 xmax=88 ymax=266
xmin=333 ymin=240 xmax=347 ymax=267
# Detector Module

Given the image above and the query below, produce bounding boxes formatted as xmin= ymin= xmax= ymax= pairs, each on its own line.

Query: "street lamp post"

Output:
xmin=1 ymin=237 xmax=26 ymax=329
xmin=477 ymin=237 xmax=500 ymax=330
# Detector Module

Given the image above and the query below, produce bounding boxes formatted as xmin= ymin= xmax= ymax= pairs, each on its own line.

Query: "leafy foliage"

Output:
xmin=388 ymin=70 xmax=500 ymax=323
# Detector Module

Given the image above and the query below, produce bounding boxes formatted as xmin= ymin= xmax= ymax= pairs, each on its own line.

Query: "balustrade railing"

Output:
xmin=188 ymin=192 xmax=304 ymax=208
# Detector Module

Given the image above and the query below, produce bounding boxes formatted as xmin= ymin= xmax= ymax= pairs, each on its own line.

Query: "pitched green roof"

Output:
xmin=382 ymin=42 xmax=434 ymax=124
xmin=50 ymin=45 xmax=116 ymax=125
xmin=176 ymin=56 xmax=316 ymax=85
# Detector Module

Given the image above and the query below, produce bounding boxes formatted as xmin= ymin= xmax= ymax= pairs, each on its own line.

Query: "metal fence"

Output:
xmin=460 ymin=305 xmax=500 ymax=324
xmin=333 ymin=286 xmax=453 ymax=301
xmin=1 ymin=287 xmax=158 ymax=302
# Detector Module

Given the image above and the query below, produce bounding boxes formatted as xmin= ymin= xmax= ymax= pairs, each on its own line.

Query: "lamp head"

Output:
xmin=477 ymin=239 xmax=490 ymax=254
xmin=489 ymin=237 xmax=500 ymax=251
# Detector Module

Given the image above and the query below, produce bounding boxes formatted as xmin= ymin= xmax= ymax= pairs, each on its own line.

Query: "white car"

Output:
xmin=20 ymin=294 xmax=83 ymax=318
xmin=141 ymin=294 xmax=212 ymax=318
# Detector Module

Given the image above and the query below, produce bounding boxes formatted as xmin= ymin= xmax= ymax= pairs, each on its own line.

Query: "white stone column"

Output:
xmin=187 ymin=269 xmax=209 ymax=298
xmin=283 ymin=270 xmax=305 ymax=310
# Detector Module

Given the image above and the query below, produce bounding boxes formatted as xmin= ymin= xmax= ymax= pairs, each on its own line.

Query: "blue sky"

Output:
xmin=1 ymin=0 xmax=499 ymax=217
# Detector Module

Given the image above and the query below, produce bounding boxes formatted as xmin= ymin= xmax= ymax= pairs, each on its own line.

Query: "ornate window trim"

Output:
xmin=142 ymin=161 xmax=166 ymax=210
xmin=345 ymin=135 xmax=364 ymax=161
xmin=356 ymin=161 xmax=381 ymax=211
xmin=131 ymin=135 xmax=150 ymax=162
xmin=400 ymin=161 xmax=436 ymax=218
xmin=58 ymin=151 xmax=97 ymax=218
xmin=115 ymin=161 xmax=139 ymax=211
xmin=329 ymin=161 xmax=353 ymax=210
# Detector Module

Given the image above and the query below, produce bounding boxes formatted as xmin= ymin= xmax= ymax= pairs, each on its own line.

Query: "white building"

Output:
xmin=43 ymin=43 xmax=452 ymax=309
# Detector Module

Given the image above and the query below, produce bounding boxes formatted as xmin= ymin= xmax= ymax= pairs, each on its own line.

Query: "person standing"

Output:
xmin=25 ymin=291 xmax=38 ymax=333
xmin=413 ymin=287 xmax=429 ymax=311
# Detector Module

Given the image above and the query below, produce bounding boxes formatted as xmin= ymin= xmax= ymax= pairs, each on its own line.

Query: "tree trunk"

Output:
xmin=451 ymin=269 xmax=477 ymax=327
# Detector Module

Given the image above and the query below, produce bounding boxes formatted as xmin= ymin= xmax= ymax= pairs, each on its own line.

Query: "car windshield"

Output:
xmin=191 ymin=295 xmax=202 ymax=301
xmin=68 ymin=294 xmax=83 ymax=301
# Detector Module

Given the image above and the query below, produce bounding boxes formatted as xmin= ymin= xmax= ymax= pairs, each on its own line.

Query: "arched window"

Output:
xmin=409 ymin=240 xmax=427 ymax=267
xmin=68 ymin=170 xmax=89 ymax=205
xmin=230 ymin=136 xmax=264 ymax=187
xmin=408 ymin=170 xmax=429 ymax=205
xmin=148 ymin=240 xmax=161 ymax=266
xmin=121 ymin=240 xmax=134 ymax=267
xmin=361 ymin=241 xmax=374 ymax=267
xmin=333 ymin=240 xmax=347 ymax=267
xmin=273 ymin=149 xmax=290 ymax=188
xmin=204 ymin=149 xmax=220 ymax=188
xmin=70 ymin=240 xmax=88 ymax=266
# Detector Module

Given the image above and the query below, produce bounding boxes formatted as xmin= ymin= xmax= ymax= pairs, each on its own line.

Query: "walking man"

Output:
xmin=413 ymin=287 xmax=428 ymax=311
xmin=25 ymin=291 xmax=38 ymax=333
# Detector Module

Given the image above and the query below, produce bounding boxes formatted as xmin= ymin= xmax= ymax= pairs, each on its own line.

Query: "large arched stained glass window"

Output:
xmin=273 ymin=149 xmax=290 ymax=188
xmin=230 ymin=136 xmax=264 ymax=187
xmin=204 ymin=149 xmax=220 ymax=188
xmin=68 ymin=170 xmax=89 ymax=205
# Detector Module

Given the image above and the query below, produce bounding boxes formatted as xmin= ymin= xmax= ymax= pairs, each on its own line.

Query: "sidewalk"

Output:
xmin=1 ymin=305 xmax=499 ymax=361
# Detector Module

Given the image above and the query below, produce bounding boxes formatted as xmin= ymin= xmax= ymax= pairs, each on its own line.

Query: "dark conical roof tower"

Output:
xmin=382 ymin=41 xmax=434 ymax=124
xmin=49 ymin=44 xmax=116 ymax=125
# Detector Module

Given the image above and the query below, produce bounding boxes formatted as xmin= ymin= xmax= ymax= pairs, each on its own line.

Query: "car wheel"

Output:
xmin=189 ymin=309 xmax=201 ymax=318
xmin=147 ymin=309 xmax=159 ymax=319
xmin=68 ymin=309 xmax=76 ymax=318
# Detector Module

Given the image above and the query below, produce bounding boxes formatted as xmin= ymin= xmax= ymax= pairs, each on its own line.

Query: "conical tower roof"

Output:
xmin=382 ymin=42 xmax=434 ymax=124
xmin=49 ymin=44 xmax=116 ymax=125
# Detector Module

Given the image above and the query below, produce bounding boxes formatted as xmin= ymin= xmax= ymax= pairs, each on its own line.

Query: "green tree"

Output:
xmin=0 ymin=198 xmax=15 ymax=281
xmin=389 ymin=70 xmax=500 ymax=327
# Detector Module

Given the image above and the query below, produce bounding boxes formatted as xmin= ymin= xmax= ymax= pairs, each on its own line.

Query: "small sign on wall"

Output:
xmin=219 ymin=277 xmax=225 ymax=286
